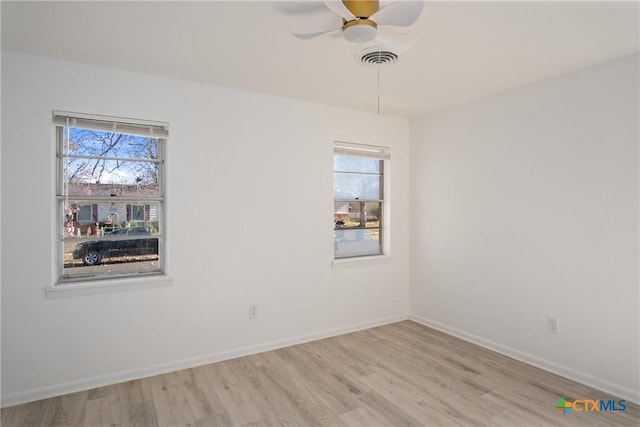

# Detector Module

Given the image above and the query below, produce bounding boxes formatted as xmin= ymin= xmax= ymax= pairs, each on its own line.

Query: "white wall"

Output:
xmin=410 ymin=54 xmax=639 ymax=402
xmin=0 ymin=51 xmax=411 ymax=406
xmin=3 ymin=48 xmax=637 ymax=407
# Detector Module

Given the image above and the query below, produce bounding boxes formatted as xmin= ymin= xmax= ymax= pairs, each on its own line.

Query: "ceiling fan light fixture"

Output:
xmin=342 ymin=20 xmax=377 ymax=43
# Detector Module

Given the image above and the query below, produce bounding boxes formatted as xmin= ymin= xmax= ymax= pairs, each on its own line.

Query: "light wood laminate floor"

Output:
xmin=2 ymin=321 xmax=638 ymax=426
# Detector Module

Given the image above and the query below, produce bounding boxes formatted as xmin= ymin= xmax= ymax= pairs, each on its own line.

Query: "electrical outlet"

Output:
xmin=547 ymin=317 xmax=559 ymax=334
xmin=249 ymin=305 xmax=258 ymax=319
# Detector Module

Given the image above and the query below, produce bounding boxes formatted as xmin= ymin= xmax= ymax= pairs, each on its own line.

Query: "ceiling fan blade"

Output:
xmin=370 ymin=0 xmax=424 ymax=27
xmin=293 ymin=28 xmax=342 ymax=40
xmin=376 ymin=26 xmax=418 ymax=54
xmin=323 ymin=0 xmax=356 ymax=20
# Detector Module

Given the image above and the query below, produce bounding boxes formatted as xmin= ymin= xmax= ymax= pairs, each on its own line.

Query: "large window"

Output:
xmin=55 ymin=111 xmax=167 ymax=283
xmin=333 ymin=142 xmax=389 ymax=259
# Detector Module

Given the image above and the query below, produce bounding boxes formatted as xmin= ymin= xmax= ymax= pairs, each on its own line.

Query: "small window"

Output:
xmin=129 ymin=204 xmax=147 ymax=222
xmin=333 ymin=142 xmax=389 ymax=259
xmin=55 ymin=111 xmax=168 ymax=284
xmin=76 ymin=204 xmax=95 ymax=222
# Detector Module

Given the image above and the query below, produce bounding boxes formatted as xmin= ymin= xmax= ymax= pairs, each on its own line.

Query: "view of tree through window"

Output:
xmin=65 ymin=129 xmax=160 ymax=191
xmin=55 ymin=112 xmax=166 ymax=283
xmin=333 ymin=145 xmax=386 ymax=259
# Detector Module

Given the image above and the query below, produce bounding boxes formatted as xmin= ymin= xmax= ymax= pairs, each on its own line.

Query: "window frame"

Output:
xmin=333 ymin=141 xmax=390 ymax=261
xmin=53 ymin=111 xmax=168 ymax=286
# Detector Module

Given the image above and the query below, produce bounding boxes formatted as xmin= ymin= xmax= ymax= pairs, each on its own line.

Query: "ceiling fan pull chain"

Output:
xmin=377 ymin=63 xmax=380 ymax=115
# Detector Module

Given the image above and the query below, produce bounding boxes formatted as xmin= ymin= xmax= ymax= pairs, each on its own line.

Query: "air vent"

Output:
xmin=357 ymin=49 xmax=398 ymax=66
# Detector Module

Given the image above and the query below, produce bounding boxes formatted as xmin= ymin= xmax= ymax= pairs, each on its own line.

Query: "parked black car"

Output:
xmin=72 ymin=227 xmax=158 ymax=266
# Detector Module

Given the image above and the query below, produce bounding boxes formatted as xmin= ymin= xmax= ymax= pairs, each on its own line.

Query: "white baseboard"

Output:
xmin=409 ymin=314 xmax=640 ymax=405
xmin=1 ymin=313 xmax=409 ymax=408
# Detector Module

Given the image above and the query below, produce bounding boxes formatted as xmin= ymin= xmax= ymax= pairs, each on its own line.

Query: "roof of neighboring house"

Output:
xmin=68 ymin=182 xmax=159 ymax=198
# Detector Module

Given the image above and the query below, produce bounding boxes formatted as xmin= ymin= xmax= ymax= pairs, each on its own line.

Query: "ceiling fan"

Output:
xmin=292 ymin=0 xmax=424 ymax=52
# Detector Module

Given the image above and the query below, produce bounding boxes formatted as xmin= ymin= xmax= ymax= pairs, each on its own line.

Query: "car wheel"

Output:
xmin=82 ymin=251 xmax=102 ymax=266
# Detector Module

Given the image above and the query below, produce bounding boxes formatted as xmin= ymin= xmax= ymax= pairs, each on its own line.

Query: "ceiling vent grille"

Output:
xmin=358 ymin=49 xmax=398 ymax=66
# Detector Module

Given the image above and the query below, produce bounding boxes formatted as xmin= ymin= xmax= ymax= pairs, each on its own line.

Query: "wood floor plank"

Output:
xmin=227 ymin=354 xmax=314 ymax=426
xmin=255 ymin=349 xmax=348 ymax=426
xmin=123 ymin=401 xmax=159 ymax=427
xmin=361 ymin=369 xmax=480 ymax=426
xmin=47 ymin=390 xmax=88 ymax=427
xmin=182 ymin=365 xmax=235 ymax=427
xmin=339 ymin=326 xmax=505 ymax=422
xmin=2 ymin=321 xmax=638 ymax=427
xmin=175 ymin=368 xmax=217 ymax=421
xmin=352 ymin=389 xmax=426 ymax=427
xmin=83 ymin=390 xmax=122 ymax=426
xmin=202 ymin=359 xmax=267 ymax=426
xmin=1 ymin=399 xmax=54 ymax=426
xmin=275 ymin=345 xmax=360 ymax=415
xmin=125 ymin=378 xmax=155 ymax=406
xmin=338 ymin=407 xmax=386 ymax=426
xmin=148 ymin=372 xmax=196 ymax=426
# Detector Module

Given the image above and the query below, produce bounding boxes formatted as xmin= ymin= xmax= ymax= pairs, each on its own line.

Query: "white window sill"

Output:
xmin=46 ymin=274 xmax=172 ymax=298
xmin=332 ymin=255 xmax=392 ymax=269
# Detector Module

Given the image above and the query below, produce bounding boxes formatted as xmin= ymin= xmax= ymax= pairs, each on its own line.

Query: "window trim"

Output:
xmin=333 ymin=141 xmax=390 ymax=261
xmin=332 ymin=254 xmax=393 ymax=269
xmin=45 ymin=275 xmax=172 ymax=298
xmin=53 ymin=111 xmax=168 ymax=287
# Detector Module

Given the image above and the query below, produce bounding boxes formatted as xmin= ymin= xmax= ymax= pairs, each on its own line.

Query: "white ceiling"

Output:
xmin=2 ymin=1 xmax=638 ymax=117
